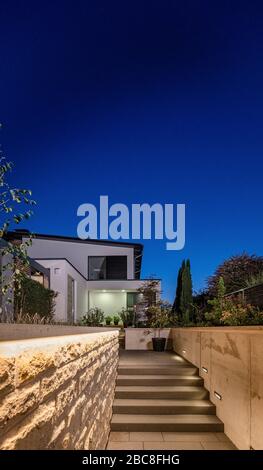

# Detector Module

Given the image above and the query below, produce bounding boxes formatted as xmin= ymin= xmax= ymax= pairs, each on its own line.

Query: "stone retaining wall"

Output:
xmin=172 ymin=327 xmax=263 ymax=450
xmin=0 ymin=324 xmax=120 ymax=341
xmin=0 ymin=330 xmax=119 ymax=450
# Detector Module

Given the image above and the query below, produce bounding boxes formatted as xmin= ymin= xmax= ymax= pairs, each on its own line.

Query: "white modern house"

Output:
xmin=6 ymin=230 xmax=160 ymax=323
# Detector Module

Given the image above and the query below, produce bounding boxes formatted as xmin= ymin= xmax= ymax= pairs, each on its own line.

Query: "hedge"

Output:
xmin=14 ymin=276 xmax=57 ymax=319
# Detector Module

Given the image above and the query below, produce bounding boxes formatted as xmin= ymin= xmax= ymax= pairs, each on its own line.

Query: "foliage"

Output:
xmin=172 ymin=262 xmax=183 ymax=313
xmin=14 ymin=276 xmax=56 ymax=319
xmin=205 ymin=277 xmax=226 ymax=325
xmin=190 ymin=289 xmax=210 ymax=325
xmin=119 ymin=308 xmax=135 ymax=327
xmin=105 ymin=315 xmax=112 ymax=325
xmin=245 ymin=272 xmax=263 ymax=288
xmin=207 ymin=253 xmax=263 ymax=296
xmin=220 ymin=302 xmax=263 ymax=326
xmin=145 ymin=301 xmax=172 ymax=337
xmin=204 ymin=277 xmax=263 ymax=326
xmin=113 ymin=315 xmax=120 ymax=325
xmin=180 ymin=259 xmax=193 ymax=322
xmin=172 ymin=259 xmax=193 ymax=323
xmin=0 ymin=312 xmax=55 ymax=324
xmin=81 ymin=308 xmax=104 ymax=326
xmin=137 ymin=276 xmax=160 ymax=307
xmin=0 ymin=142 xmax=36 ymax=310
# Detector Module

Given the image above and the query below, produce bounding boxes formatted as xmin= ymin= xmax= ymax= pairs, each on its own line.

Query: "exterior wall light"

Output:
xmin=214 ymin=391 xmax=222 ymax=401
xmin=182 ymin=349 xmax=186 ymax=354
xmin=202 ymin=366 xmax=208 ymax=373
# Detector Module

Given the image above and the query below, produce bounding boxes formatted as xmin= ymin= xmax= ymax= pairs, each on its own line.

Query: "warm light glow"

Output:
xmin=214 ymin=391 xmax=222 ymax=401
xmin=202 ymin=366 xmax=208 ymax=373
xmin=121 ymin=289 xmax=125 ymax=292
xmin=182 ymin=349 xmax=186 ymax=354
xmin=103 ymin=289 xmax=106 ymax=292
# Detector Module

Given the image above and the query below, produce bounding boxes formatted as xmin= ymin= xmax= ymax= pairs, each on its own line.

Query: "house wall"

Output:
xmin=0 ymin=330 xmax=119 ymax=450
xmin=35 ymin=259 xmax=88 ymax=323
xmin=172 ymin=327 xmax=263 ymax=450
xmin=89 ymin=291 xmax=127 ymax=316
xmin=87 ymin=279 xmax=149 ymax=291
xmin=25 ymin=237 xmax=135 ymax=279
xmin=125 ymin=328 xmax=173 ymax=350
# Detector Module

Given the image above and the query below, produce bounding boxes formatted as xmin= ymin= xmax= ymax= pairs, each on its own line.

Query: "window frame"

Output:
xmin=88 ymin=255 xmax=128 ymax=280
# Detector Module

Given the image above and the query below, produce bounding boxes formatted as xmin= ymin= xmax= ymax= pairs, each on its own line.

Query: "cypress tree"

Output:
xmin=172 ymin=260 xmax=185 ymax=317
xmin=180 ymin=259 xmax=193 ymax=324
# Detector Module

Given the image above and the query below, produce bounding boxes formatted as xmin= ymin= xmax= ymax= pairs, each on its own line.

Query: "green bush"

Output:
xmin=14 ymin=276 xmax=57 ymax=320
xmin=113 ymin=315 xmax=120 ymax=325
xmin=81 ymin=308 xmax=104 ymax=326
xmin=105 ymin=315 xmax=112 ymax=325
xmin=203 ymin=278 xmax=263 ymax=326
xmin=119 ymin=308 xmax=135 ymax=327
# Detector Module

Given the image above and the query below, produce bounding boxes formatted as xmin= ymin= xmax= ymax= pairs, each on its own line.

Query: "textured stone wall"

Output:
xmin=0 ymin=331 xmax=119 ymax=450
xmin=172 ymin=327 xmax=263 ymax=450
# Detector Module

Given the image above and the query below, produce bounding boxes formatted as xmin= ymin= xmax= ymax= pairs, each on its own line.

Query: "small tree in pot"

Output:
xmin=145 ymin=302 xmax=172 ymax=351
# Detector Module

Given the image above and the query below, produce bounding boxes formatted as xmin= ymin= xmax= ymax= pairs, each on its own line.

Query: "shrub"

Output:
xmin=119 ymin=308 xmax=135 ymax=327
xmin=14 ymin=276 xmax=56 ymax=320
xmin=105 ymin=315 xmax=112 ymax=325
xmin=207 ymin=253 xmax=263 ymax=295
xmin=204 ymin=278 xmax=263 ymax=326
xmin=81 ymin=308 xmax=104 ymax=326
xmin=113 ymin=315 xmax=120 ymax=325
xmin=146 ymin=302 xmax=172 ymax=336
xmin=220 ymin=302 xmax=263 ymax=326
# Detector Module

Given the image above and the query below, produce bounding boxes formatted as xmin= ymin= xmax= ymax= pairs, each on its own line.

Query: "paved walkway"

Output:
xmin=107 ymin=431 xmax=236 ymax=450
xmin=107 ymin=351 xmax=236 ymax=450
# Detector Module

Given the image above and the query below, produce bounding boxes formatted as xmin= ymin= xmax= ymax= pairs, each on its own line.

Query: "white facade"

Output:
xmin=35 ymin=259 xmax=88 ymax=323
xmin=26 ymin=237 xmax=135 ymax=279
xmin=21 ymin=234 xmax=158 ymax=323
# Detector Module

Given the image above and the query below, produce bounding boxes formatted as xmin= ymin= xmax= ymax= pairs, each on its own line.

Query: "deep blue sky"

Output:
xmin=1 ymin=1 xmax=263 ymax=301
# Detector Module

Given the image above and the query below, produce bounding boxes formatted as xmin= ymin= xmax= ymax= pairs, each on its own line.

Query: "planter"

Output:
xmin=152 ymin=337 xmax=166 ymax=351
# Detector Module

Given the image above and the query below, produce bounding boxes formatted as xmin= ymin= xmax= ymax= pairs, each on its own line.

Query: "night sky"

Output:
xmin=1 ymin=1 xmax=263 ymax=301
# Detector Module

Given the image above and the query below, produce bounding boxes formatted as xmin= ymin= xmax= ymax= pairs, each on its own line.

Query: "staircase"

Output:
xmin=111 ymin=351 xmax=223 ymax=432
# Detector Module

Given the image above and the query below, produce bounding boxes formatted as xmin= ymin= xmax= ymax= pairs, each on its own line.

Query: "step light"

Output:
xmin=214 ymin=391 xmax=222 ymax=401
xmin=202 ymin=366 xmax=208 ymax=373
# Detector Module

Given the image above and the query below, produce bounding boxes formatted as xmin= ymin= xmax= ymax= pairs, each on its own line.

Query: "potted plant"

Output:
xmin=146 ymin=303 xmax=171 ymax=351
xmin=113 ymin=315 xmax=120 ymax=326
xmin=119 ymin=308 xmax=135 ymax=328
xmin=81 ymin=308 xmax=104 ymax=326
xmin=105 ymin=315 xmax=112 ymax=326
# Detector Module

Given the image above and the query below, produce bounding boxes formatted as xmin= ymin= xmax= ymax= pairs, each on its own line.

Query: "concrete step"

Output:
xmin=118 ymin=365 xmax=198 ymax=376
xmin=113 ymin=398 xmax=216 ymax=415
xmin=111 ymin=414 xmax=224 ymax=432
xmin=115 ymin=385 xmax=209 ymax=400
xmin=116 ymin=375 xmax=203 ymax=387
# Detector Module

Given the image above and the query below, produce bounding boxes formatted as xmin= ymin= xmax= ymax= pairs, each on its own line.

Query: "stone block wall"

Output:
xmin=0 ymin=330 xmax=119 ymax=449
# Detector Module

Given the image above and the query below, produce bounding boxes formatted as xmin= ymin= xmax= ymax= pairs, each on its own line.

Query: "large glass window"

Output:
xmin=127 ymin=292 xmax=138 ymax=309
xmin=88 ymin=256 xmax=127 ymax=280
xmin=88 ymin=257 xmax=106 ymax=280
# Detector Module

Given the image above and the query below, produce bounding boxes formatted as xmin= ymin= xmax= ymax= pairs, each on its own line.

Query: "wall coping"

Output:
xmin=172 ymin=326 xmax=263 ymax=334
xmin=0 ymin=330 xmax=119 ymax=358
xmin=0 ymin=324 xmax=120 ymax=342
